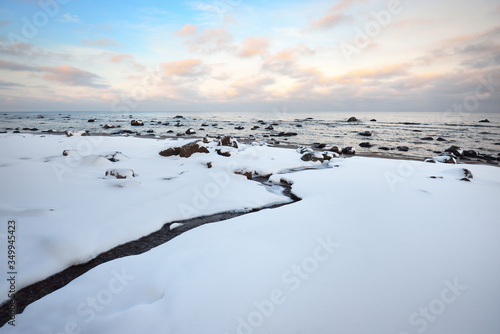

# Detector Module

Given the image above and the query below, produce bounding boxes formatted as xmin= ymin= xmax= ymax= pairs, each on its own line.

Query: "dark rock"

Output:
xmin=330 ymin=146 xmax=341 ymax=154
xmin=359 ymin=131 xmax=372 ymax=136
xmin=370 ymin=119 xmax=376 ymax=122
xmin=463 ymin=169 xmax=473 ymax=179
xmin=234 ymin=170 xmax=253 ymax=180
xmin=347 ymin=117 xmax=357 ymax=122
xmin=13 ymin=130 xmax=20 ymax=133
xmin=359 ymin=142 xmax=372 ymax=148
xmin=186 ymin=128 xmax=196 ymax=135
xmin=176 ymin=133 xmax=185 ymax=137
xmin=436 ymin=137 xmax=446 ymax=142
xmin=397 ymin=146 xmax=409 ymax=152
xmin=444 ymin=145 xmax=463 ymax=157
xmin=167 ymin=130 xmax=174 ymax=133
xmin=342 ymin=146 xmax=355 ymax=155
xmin=105 ymin=169 xmax=135 ymax=179
xmin=206 ymin=162 xmax=212 ymax=168
xmin=312 ymin=143 xmax=327 ymax=149
xmin=179 ymin=141 xmax=209 ymax=158
xmin=88 ymin=119 xmax=95 ymax=122
xmin=305 ymin=117 xmax=313 ymax=120
xmin=277 ymin=132 xmax=298 ymax=137
xmin=201 ymin=123 xmax=209 ymax=127
xmin=264 ymin=125 xmax=274 ymax=130
xmin=479 ymin=119 xmax=490 ymax=123
xmin=174 ymin=115 xmax=184 ymax=119
xmin=23 ymin=127 xmax=30 ymax=130
xmin=251 ymin=126 xmax=260 ymax=130
xmin=463 ymin=150 xmax=477 ymax=157
xmin=131 ymin=120 xmax=144 ymax=126
xmin=103 ymin=124 xmax=115 ymax=129
xmin=37 ymin=115 xmax=44 ymax=119
xmin=378 ymin=147 xmax=390 ymax=151
xmin=216 ymin=148 xmax=231 ymax=157
xmin=301 ymin=152 xmax=324 ymax=163
xmin=146 ymin=129 xmax=154 ymax=133
xmin=162 ymin=122 xmax=170 ymax=126
xmin=234 ymin=126 xmax=244 ymax=130
xmin=174 ymin=123 xmax=183 ymax=127
xmin=413 ymin=130 xmax=422 ymax=132
xmin=212 ymin=123 xmax=218 ymax=127
xmin=421 ymin=137 xmax=433 ymax=141
xmin=461 ymin=178 xmax=471 ymax=182
xmin=429 ymin=176 xmax=443 ymax=179
xmin=159 ymin=147 xmax=181 ymax=157
xmin=271 ymin=123 xmax=279 ymax=126
xmin=218 ymin=136 xmax=239 ymax=148
xmin=296 ymin=124 xmax=303 ymax=127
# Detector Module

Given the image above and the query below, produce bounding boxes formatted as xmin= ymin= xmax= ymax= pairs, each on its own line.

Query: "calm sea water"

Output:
xmin=1 ymin=111 xmax=500 ymax=161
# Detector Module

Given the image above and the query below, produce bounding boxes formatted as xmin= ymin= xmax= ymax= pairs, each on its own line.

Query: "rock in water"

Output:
xmin=131 ymin=120 xmax=144 ymax=126
xmin=359 ymin=142 xmax=372 ymax=148
xmin=347 ymin=117 xmax=357 ymax=122
xmin=359 ymin=131 xmax=372 ymax=136
xmin=342 ymin=146 xmax=356 ymax=155
xmin=301 ymin=152 xmax=324 ymax=163
xmin=185 ymin=128 xmax=196 ymax=135
xmin=479 ymin=119 xmax=490 ymax=123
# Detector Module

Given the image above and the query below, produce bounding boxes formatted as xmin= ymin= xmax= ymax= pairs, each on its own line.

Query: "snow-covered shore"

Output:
xmin=1 ymin=133 xmax=500 ymax=333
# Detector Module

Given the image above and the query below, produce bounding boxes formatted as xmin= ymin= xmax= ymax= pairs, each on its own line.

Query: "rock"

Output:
xmin=479 ymin=119 xmax=490 ymax=123
xmin=429 ymin=176 xmax=443 ymax=179
xmin=322 ymin=152 xmax=339 ymax=160
xmin=444 ymin=145 xmax=463 ymax=157
xmin=185 ymin=128 xmax=196 ymax=135
xmin=103 ymin=124 xmax=115 ymax=129
xmin=176 ymin=133 xmax=185 ymax=137
xmin=359 ymin=131 xmax=372 ymax=137
xmin=179 ymin=141 xmax=209 ymax=158
xmin=329 ymin=146 xmax=341 ymax=154
xmin=159 ymin=147 xmax=181 ymax=157
xmin=62 ymin=149 xmax=77 ymax=156
xmin=463 ymin=168 xmax=473 ymax=179
xmin=347 ymin=117 xmax=357 ymax=122
xmin=463 ymin=150 xmax=477 ymax=157
xmin=370 ymin=119 xmax=376 ymax=122
xmin=277 ymin=132 xmax=298 ymax=137
xmin=378 ymin=147 xmax=390 ymax=151
xmin=251 ymin=126 xmax=260 ymax=130
xmin=174 ymin=115 xmax=184 ymax=119
xmin=234 ymin=169 xmax=253 ymax=180
xmin=436 ymin=137 xmax=446 ymax=142
xmin=432 ymin=155 xmax=456 ymax=164
xmin=167 ymin=130 xmax=174 ymax=133
xmin=297 ymin=146 xmax=313 ymax=154
xmin=234 ymin=126 xmax=244 ymax=130
xmin=421 ymin=137 xmax=433 ymax=141
xmin=201 ymin=123 xmax=209 ymax=127
xmin=342 ymin=146 xmax=355 ymax=155
xmin=162 ymin=122 xmax=170 ymax=126
xmin=461 ymin=177 xmax=471 ymax=182
xmin=146 ymin=129 xmax=154 ymax=133
xmin=103 ymin=152 xmax=128 ymax=162
xmin=312 ymin=143 xmax=327 ymax=149
xmin=105 ymin=169 xmax=135 ymax=179
xmin=37 ymin=115 xmax=44 ymax=119
xmin=359 ymin=142 xmax=372 ymax=148
xmin=131 ymin=120 xmax=144 ymax=126
xmin=265 ymin=125 xmax=274 ymax=130
xmin=174 ymin=123 xmax=183 ymax=127
xmin=216 ymin=148 xmax=231 ymax=157
xmin=88 ymin=119 xmax=95 ymax=122
xmin=65 ymin=130 xmax=89 ymax=137
xmin=206 ymin=162 xmax=212 ymax=168
xmin=202 ymin=136 xmax=211 ymax=143
xmin=301 ymin=152 xmax=324 ymax=163
xmin=218 ymin=136 xmax=239 ymax=149
xmin=296 ymin=124 xmax=302 ymax=127
xmin=397 ymin=146 xmax=409 ymax=152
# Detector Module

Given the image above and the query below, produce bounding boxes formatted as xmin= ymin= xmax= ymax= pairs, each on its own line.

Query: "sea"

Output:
xmin=1 ymin=111 xmax=499 ymax=162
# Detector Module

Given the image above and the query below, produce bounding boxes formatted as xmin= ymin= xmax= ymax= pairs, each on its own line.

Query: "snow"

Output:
xmin=2 ymin=134 xmax=500 ymax=333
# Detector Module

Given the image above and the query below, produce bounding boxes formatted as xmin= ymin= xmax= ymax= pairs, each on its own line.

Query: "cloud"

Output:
xmin=0 ymin=20 xmax=12 ymax=27
xmin=0 ymin=59 xmax=37 ymax=72
xmin=184 ymin=27 xmax=235 ymax=54
xmin=174 ymin=23 xmax=198 ymax=37
xmin=161 ymin=59 xmax=206 ymax=77
xmin=60 ymin=13 xmax=80 ymax=23
xmin=309 ymin=12 xmax=349 ymax=30
xmin=39 ymin=65 xmax=109 ymax=88
xmin=261 ymin=45 xmax=315 ymax=77
xmin=0 ymin=80 xmax=23 ymax=89
xmin=82 ymin=38 xmax=121 ymax=47
xmin=239 ymin=37 xmax=269 ymax=58
xmin=333 ymin=63 xmax=411 ymax=83
xmin=109 ymin=54 xmax=134 ymax=63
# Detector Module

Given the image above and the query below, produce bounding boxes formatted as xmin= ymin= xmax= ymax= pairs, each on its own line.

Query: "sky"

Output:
xmin=0 ymin=0 xmax=499 ymax=112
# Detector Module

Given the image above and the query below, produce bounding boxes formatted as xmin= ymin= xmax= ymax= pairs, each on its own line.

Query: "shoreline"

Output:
xmin=1 ymin=130 xmax=498 ymax=167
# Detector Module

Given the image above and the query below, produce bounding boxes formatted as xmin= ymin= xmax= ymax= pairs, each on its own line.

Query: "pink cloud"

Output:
xmin=239 ymin=37 xmax=269 ymax=58
xmin=39 ymin=65 xmax=108 ymax=88
xmin=309 ymin=12 xmax=349 ymax=30
xmin=161 ymin=59 xmax=206 ymax=77
xmin=174 ymin=23 xmax=198 ymax=36
xmin=182 ymin=27 xmax=235 ymax=54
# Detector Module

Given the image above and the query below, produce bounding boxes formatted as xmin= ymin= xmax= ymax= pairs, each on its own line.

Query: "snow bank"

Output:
xmin=2 ymin=138 xmax=500 ymax=333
